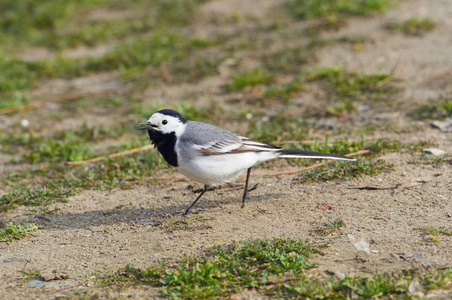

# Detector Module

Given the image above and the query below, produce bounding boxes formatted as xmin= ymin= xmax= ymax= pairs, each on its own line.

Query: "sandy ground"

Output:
xmin=1 ymin=0 xmax=451 ymax=298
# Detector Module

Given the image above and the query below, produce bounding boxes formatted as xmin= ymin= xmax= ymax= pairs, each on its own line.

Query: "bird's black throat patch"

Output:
xmin=147 ymin=129 xmax=178 ymax=167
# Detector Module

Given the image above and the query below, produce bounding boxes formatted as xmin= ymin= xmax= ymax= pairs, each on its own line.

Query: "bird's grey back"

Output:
xmin=181 ymin=121 xmax=240 ymax=146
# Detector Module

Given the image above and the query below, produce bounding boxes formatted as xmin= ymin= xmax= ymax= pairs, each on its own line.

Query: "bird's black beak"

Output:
xmin=138 ymin=121 xmax=155 ymax=130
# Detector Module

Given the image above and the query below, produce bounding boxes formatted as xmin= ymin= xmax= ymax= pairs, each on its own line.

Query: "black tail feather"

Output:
xmin=279 ymin=149 xmax=356 ymax=161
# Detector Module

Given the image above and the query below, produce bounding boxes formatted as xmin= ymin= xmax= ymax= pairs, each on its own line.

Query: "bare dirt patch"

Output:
xmin=1 ymin=0 xmax=451 ymax=298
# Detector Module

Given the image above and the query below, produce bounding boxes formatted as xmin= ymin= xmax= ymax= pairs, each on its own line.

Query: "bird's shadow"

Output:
xmin=16 ymin=192 xmax=288 ymax=230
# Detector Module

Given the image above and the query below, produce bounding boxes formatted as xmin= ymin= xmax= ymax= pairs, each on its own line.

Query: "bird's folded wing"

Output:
xmin=199 ymin=139 xmax=244 ymax=155
xmin=199 ymin=136 xmax=281 ymax=155
xmin=239 ymin=136 xmax=281 ymax=151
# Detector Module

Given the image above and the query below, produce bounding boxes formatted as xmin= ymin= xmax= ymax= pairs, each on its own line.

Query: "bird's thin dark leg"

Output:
xmin=241 ymin=168 xmax=257 ymax=208
xmin=183 ymin=185 xmax=208 ymax=215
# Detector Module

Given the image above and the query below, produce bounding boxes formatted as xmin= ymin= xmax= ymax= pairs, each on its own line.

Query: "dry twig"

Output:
xmin=67 ymin=144 xmax=154 ymax=165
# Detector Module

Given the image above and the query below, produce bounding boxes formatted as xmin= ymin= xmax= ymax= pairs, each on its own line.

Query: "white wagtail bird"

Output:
xmin=139 ymin=109 xmax=355 ymax=215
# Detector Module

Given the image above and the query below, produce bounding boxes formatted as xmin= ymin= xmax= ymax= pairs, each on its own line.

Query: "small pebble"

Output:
xmin=4 ymin=258 xmax=30 ymax=263
xmin=373 ymin=113 xmax=392 ymax=120
xmin=45 ymin=102 xmax=59 ymax=110
xmin=358 ymin=104 xmax=371 ymax=111
xmin=20 ymin=119 xmax=30 ymax=127
xmin=422 ymin=148 xmax=446 ymax=156
xmin=335 ymin=270 xmax=346 ymax=280
xmin=136 ymin=220 xmax=159 ymax=225
xmin=430 ymin=118 xmax=452 ymax=132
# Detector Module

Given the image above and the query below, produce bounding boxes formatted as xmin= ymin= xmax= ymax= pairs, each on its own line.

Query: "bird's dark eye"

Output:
xmin=162 ymin=120 xmax=168 ymax=125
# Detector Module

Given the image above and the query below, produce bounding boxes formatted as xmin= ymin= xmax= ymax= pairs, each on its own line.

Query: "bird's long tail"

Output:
xmin=278 ymin=149 xmax=356 ymax=161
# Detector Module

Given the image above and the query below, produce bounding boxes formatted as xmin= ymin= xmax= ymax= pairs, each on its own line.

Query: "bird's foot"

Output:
xmin=247 ymin=183 xmax=258 ymax=193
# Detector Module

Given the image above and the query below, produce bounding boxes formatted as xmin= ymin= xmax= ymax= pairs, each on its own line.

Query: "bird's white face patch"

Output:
xmin=147 ymin=113 xmax=186 ymax=136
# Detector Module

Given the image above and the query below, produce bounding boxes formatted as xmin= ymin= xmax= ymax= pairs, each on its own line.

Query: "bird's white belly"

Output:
xmin=177 ymin=152 xmax=276 ymax=186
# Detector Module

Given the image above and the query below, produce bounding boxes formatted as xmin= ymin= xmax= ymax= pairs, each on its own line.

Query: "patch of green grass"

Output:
xmin=25 ymin=135 xmax=93 ymax=163
xmin=2 ymin=130 xmax=94 ymax=163
xmin=415 ymin=226 xmax=452 ymax=236
xmin=228 ymin=69 xmax=275 ymax=91
xmin=0 ymin=0 xmax=207 ymax=50
xmin=271 ymin=270 xmax=402 ymax=298
xmin=425 ymin=154 xmax=451 ymax=165
xmin=45 ymin=20 xmax=143 ymax=50
xmin=144 ymin=0 xmax=209 ymax=28
xmin=387 ymin=17 xmax=436 ymax=36
xmin=297 ymin=158 xmax=393 ymax=183
xmin=111 ymin=237 xmax=322 ymax=299
xmin=364 ymin=138 xmax=400 ymax=154
xmin=303 ymin=66 xmax=399 ymax=106
xmin=190 ymin=37 xmax=214 ymax=48
xmin=248 ymin=111 xmax=399 ymax=155
xmin=310 ymin=219 xmax=344 ymax=236
xmin=70 ymin=153 xmax=169 ymax=189
xmin=39 ymin=134 xmax=170 ymax=188
xmin=287 ymin=0 xmax=393 ymax=30
xmin=249 ymin=269 xmax=452 ymax=299
xmin=100 ymin=238 xmax=452 ymax=299
xmin=301 ymin=137 xmax=367 ymax=156
xmin=1 ymin=147 xmax=169 ymax=206
xmin=287 ymin=0 xmax=392 ymax=20
xmin=415 ymin=226 xmax=452 ymax=244
xmin=0 ymin=56 xmax=78 ymax=96
xmin=173 ymin=217 xmax=188 ymax=225
xmin=0 ymin=57 xmax=38 ymax=94
xmin=325 ymin=102 xmax=355 ymax=115
xmin=408 ymin=153 xmax=452 ymax=166
xmin=254 ymin=127 xmax=397 ymax=158
xmin=271 ymin=268 xmax=452 ymax=298
xmin=403 ymin=140 xmax=437 ymax=152
xmin=78 ymin=32 xmax=217 ymax=81
xmin=1 ymin=151 xmax=168 ymax=210
xmin=0 ymin=31 xmax=218 ymax=102
xmin=47 ymin=0 xmax=208 ymax=50
xmin=0 ymin=91 xmax=29 ymax=110
xmin=261 ymin=46 xmax=311 ymax=74
xmin=248 ymin=114 xmax=311 ymax=144
xmin=263 ymin=80 xmax=304 ymax=101
xmin=0 ymin=222 xmax=39 ymax=243
xmin=0 ymin=184 xmax=76 ymax=212
xmin=21 ymin=268 xmax=42 ymax=281
xmin=26 ymin=56 xmax=84 ymax=80
xmin=1 ymin=121 xmax=145 ymax=163
xmin=421 ymin=268 xmax=452 ymax=292
xmin=408 ymin=98 xmax=452 ymax=120
xmin=167 ymin=52 xmax=222 ymax=83
xmin=85 ymin=32 xmax=185 ymax=74
xmin=0 ymin=0 xmax=107 ymax=37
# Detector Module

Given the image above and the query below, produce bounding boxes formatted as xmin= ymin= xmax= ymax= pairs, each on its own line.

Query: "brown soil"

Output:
xmin=1 ymin=0 xmax=451 ymax=298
